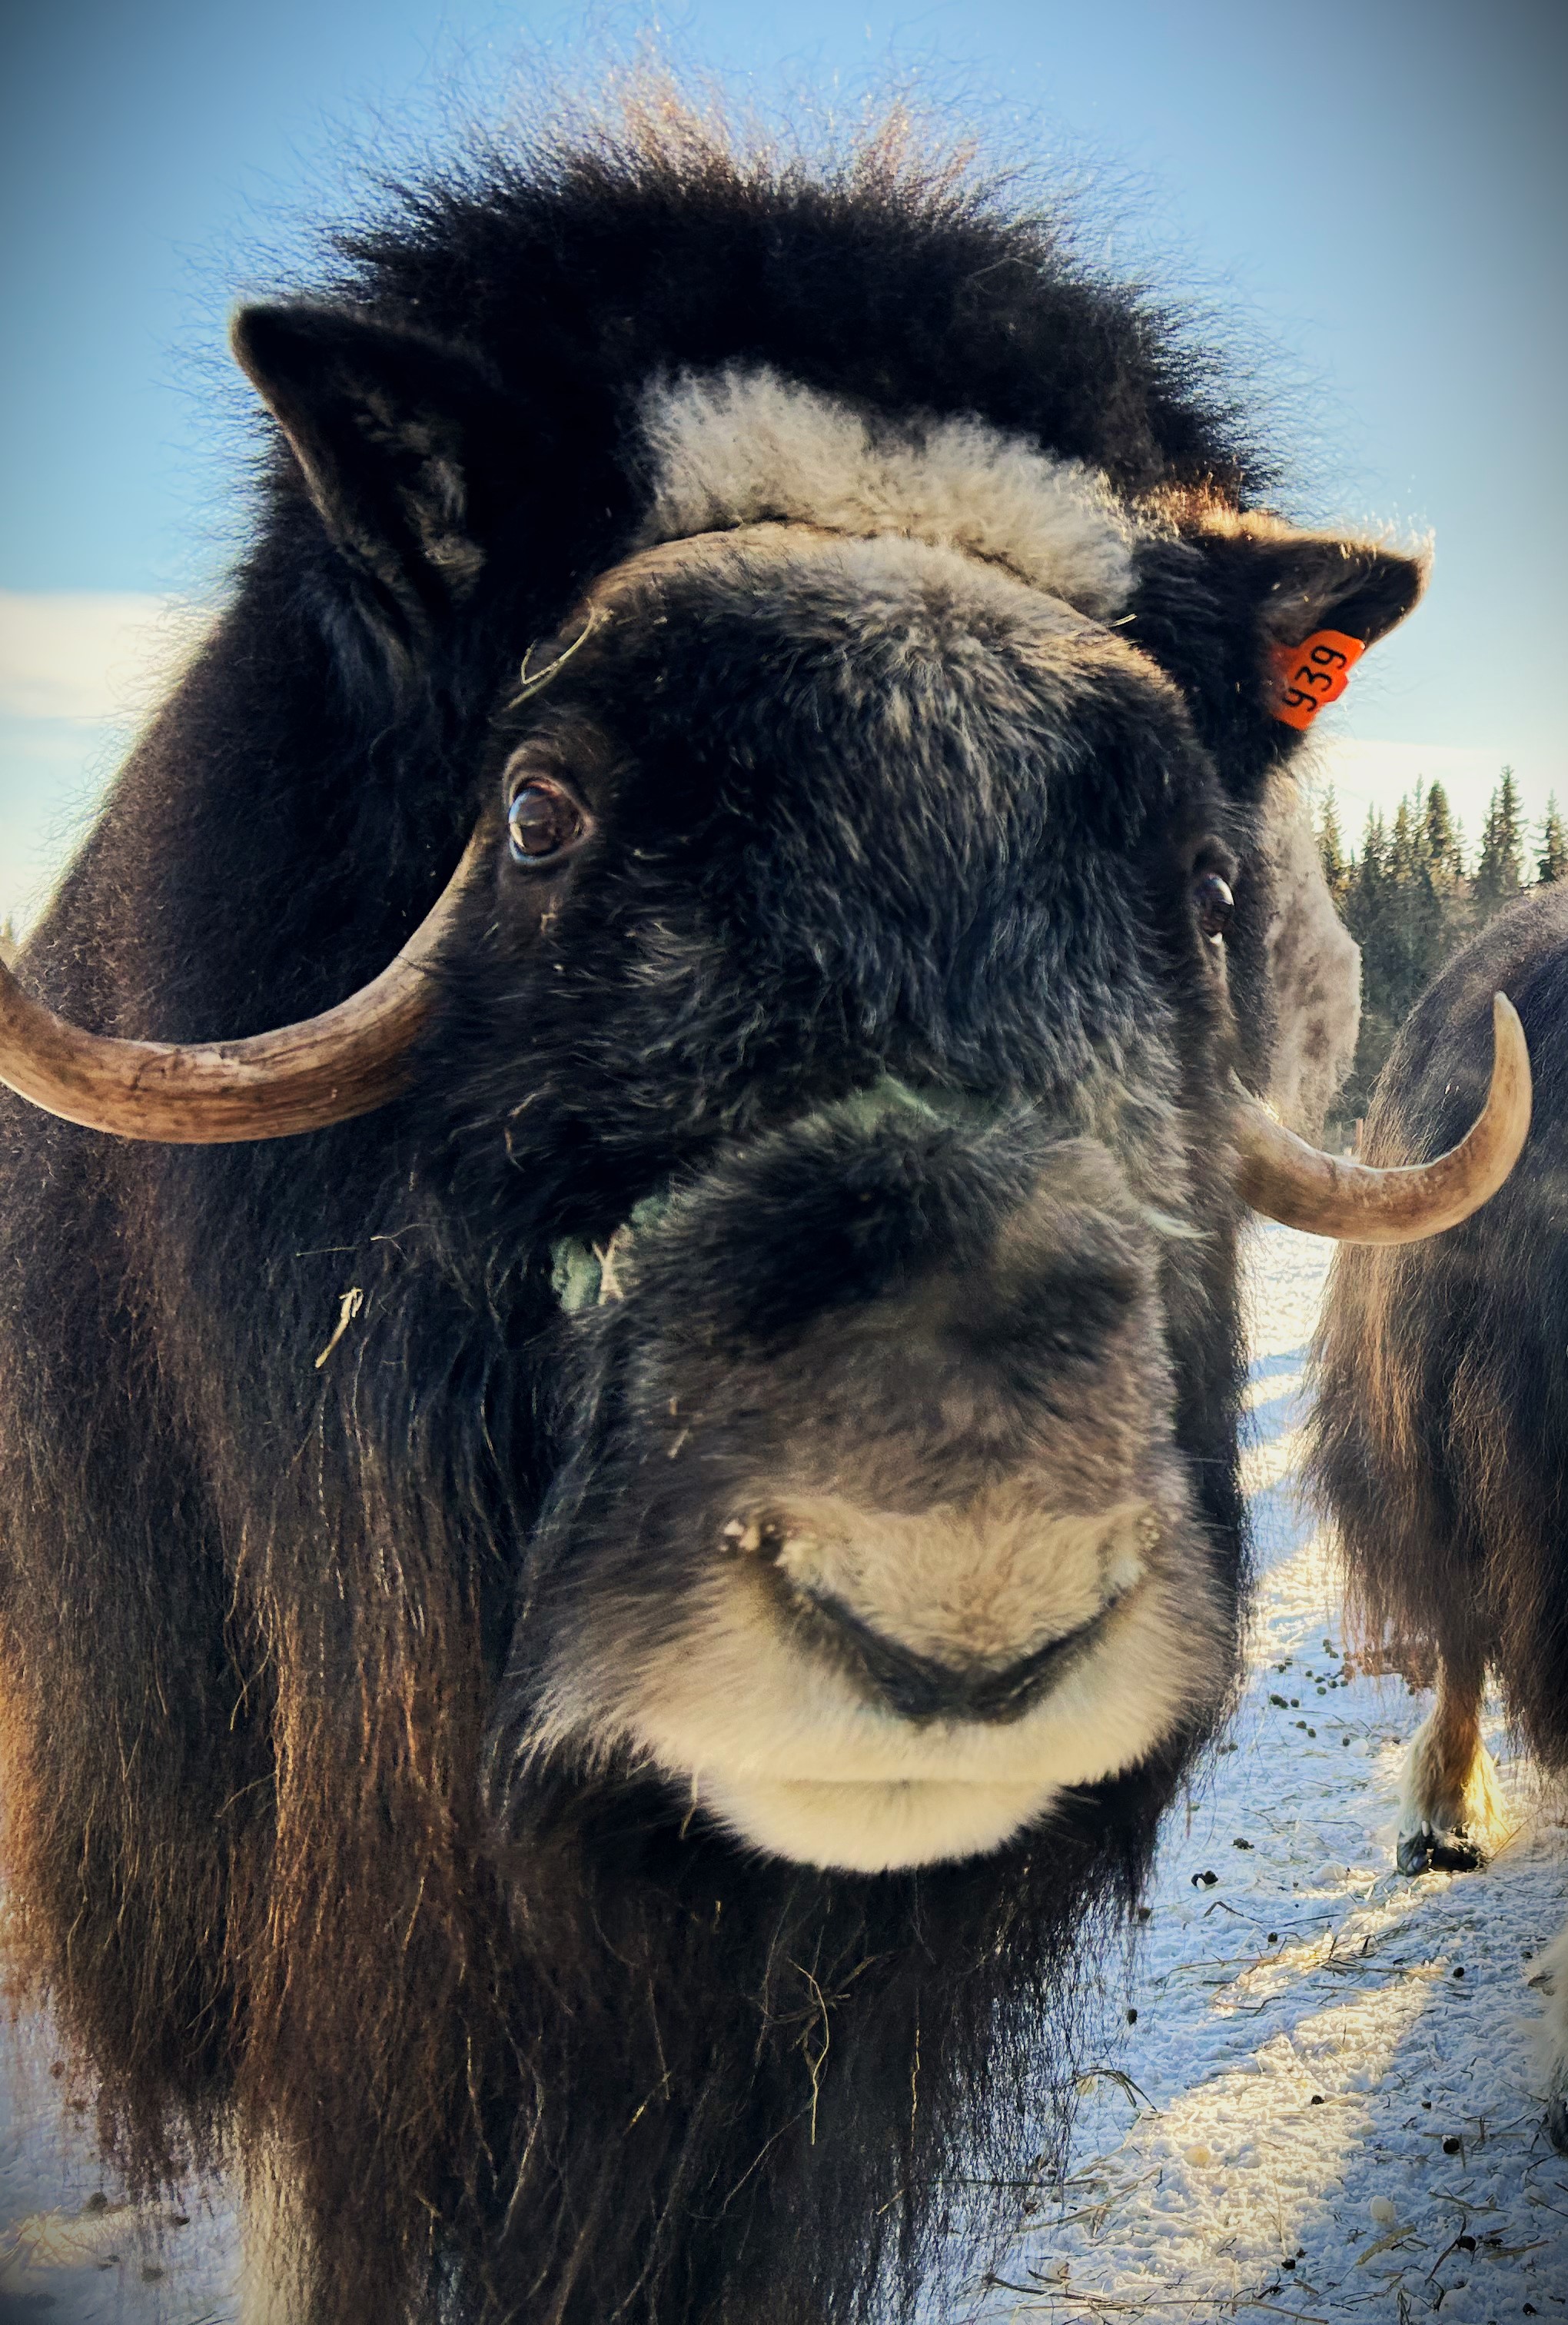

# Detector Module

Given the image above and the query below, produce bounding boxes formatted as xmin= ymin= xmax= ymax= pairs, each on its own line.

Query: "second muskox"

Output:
xmin=1311 ymin=884 xmax=1568 ymax=2147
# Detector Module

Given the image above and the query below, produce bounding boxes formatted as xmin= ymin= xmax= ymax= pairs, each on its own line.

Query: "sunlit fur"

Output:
xmin=1264 ymin=783 xmax=1362 ymax=1135
xmin=1309 ymin=885 xmax=1568 ymax=2135
xmin=1395 ymin=1690 xmax=1507 ymax=1868
xmin=1531 ymin=1923 xmax=1568 ymax=2130
xmin=0 ymin=94 xmax=1423 ymax=2325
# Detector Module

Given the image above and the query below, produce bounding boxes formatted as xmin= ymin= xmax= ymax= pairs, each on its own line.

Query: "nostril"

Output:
xmin=719 ymin=1511 xmax=819 ymax=1563
xmin=799 ymin=1592 xmax=1106 ymax=1727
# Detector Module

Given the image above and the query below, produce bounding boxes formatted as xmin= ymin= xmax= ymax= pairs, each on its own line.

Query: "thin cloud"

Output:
xmin=0 ymin=591 xmax=211 ymax=725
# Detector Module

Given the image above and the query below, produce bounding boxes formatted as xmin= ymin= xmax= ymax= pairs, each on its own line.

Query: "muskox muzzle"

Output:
xmin=486 ymin=1095 xmax=1231 ymax=1871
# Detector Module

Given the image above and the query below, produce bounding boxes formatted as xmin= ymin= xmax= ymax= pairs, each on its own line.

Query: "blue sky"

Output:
xmin=1 ymin=0 xmax=1564 ymax=923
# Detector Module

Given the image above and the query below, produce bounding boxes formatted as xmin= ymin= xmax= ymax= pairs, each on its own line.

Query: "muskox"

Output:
xmin=0 ymin=105 xmax=1528 ymax=2324
xmin=1311 ymin=884 xmax=1568 ymax=2145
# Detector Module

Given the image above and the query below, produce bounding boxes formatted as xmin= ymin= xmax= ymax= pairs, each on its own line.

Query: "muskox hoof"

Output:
xmin=1395 ymin=1824 xmax=1487 ymax=1877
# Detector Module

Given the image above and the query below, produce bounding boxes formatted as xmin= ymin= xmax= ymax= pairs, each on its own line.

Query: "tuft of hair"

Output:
xmin=323 ymin=72 xmax=1267 ymax=517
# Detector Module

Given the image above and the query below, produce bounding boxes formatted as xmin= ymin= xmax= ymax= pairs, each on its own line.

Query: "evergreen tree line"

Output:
xmin=1317 ymin=770 xmax=1565 ymax=1129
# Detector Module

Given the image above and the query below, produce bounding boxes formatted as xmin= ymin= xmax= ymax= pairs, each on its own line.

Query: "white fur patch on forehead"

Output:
xmin=635 ymin=365 xmax=1136 ymax=621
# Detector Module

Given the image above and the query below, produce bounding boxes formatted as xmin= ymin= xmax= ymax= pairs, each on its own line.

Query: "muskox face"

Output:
xmin=462 ymin=522 xmax=1244 ymax=1870
xmin=1 ymin=321 xmax=1467 ymax=1881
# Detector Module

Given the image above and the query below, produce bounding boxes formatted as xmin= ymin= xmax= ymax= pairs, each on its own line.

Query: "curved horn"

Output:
xmin=0 ymin=830 xmax=485 ymax=1143
xmin=1234 ymin=992 xmax=1531 ymax=1244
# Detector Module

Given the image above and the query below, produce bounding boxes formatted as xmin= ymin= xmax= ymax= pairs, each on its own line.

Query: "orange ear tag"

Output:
xmin=1269 ymin=629 xmax=1367 ymax=730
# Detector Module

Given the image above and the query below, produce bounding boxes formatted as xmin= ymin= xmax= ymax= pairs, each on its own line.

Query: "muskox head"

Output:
xmin=0 ymin=338 xmax=1527 ymax=1881
xmin=468 ymin=501 xmax=1250 ymax=1874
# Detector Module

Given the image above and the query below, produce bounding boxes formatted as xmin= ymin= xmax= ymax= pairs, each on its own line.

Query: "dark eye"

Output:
xmin=1194 ymin=870 xmax=1234 ymax=940
xmin=507 ymin=777 xmax=586 ymax=864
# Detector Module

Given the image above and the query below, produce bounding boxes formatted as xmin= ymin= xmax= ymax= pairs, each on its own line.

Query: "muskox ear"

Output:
xmin=1132 ymin=511 xmax=1428 ymax=786
xmin=1227 ymin=520 xmax=1429 ymax=733
xmin=232 ymin=303 xmax=510 ymax=634
xmin=1227 ymin=520 xmax=1428 ymax=657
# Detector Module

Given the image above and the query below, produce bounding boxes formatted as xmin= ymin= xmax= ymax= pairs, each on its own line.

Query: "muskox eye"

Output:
xmin=1194 ymin=871 xmax=1234 ymax=940
xmin=507 ymin=778 xmax=584 ymax=864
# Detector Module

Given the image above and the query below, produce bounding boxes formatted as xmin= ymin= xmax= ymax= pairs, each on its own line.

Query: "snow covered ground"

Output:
xmin=978 ymin=1223 xmax=1568 ymax=2323
xmin=2 ymin=1222 xmax=1564 ymax=2320
xmin=0 ymin=2018 xmax=238 ymax=2318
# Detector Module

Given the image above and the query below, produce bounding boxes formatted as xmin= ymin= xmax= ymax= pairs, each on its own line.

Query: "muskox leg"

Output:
xmin=1395 ymin=1647 xmax=1506 ymax=1875
xmin=1528 ymin=1914 xmax=1568 ymax=2154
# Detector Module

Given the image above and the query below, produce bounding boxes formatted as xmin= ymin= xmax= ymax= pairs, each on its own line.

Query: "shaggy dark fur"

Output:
xmin=1309 ymin=884 xmax=1568 ymax=1771
xmin=0 ymin=100 xmax=1423 ymax=2325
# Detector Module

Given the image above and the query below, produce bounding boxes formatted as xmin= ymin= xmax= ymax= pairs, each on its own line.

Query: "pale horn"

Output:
xmin=1234 ymin=991 xmax=1530 ymax=1244
xmin=0 ymin=830 xmax=484 ymax=1143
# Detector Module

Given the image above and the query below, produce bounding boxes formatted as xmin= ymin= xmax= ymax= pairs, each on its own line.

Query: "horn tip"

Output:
xmin=1490 ymin=987 xmax=1530 ymax=1081
xmin=1489 ymin=987 xmax=1532 ymax=1140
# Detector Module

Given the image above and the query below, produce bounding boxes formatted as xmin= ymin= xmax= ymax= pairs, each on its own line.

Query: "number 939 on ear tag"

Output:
xmin=1269 ymin=628 xmax=1367 ymax=730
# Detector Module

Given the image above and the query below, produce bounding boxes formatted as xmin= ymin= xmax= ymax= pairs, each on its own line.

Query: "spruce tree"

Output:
xmin=1341 ymin=808 xmax=1386 ymax=953
xmin=1381 ymin=797 xmax=1444 ymax=1025
xmin=1474 ymin=768 xmax=1523 ymax=906
xmin=1536 ymin=793 xmax=1567 ymax=885
xmin=1339 ymin=810 xmax=1397 ymax=1114
xmin=1421 ymin=780 xmax=1465 ymax=893
xmin=1316 ymin=787 xmax=1350 ymax=903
